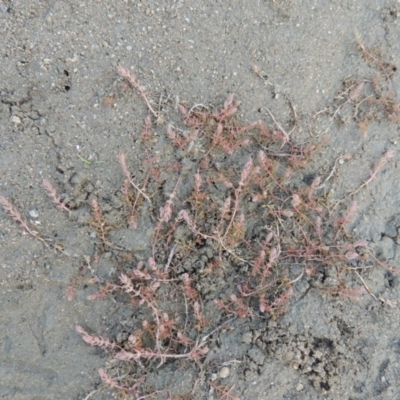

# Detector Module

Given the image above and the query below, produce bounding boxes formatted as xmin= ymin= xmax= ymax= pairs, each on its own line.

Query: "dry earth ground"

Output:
xmin=2 ymin=1 xmax=400 ymax=399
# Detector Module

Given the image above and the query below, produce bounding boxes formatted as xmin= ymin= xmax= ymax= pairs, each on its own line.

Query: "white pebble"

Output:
xmin=296 ymin=383 xmax=304 ymax=391
xmin=11 ymin=116 xmax=22 ymax=125
xmin=29 ymin=209 xmax=39 ymax=218
xmin=219 ymin=367 xmax=230 ymax=379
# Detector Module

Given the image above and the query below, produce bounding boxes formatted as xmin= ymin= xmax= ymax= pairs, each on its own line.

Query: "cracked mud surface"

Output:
xmin=2 ymin=1 xmax=400 ymax=399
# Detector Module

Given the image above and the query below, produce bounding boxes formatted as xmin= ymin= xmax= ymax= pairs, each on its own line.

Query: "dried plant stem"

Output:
xmin=210 ymin=382 xmax=239 ymax=400
xmin=324 ymin=156 xmax=346 ymax=184
xmin=178 ymin=210 xmax=250 ymax=265
xmin=263 ymin=106 xmax=291 ymax=143
xmin=164 ymin=244 xmax=177 ymax=271
xmin=333 ymin=200 xmax=357 ymax=242
xmin=200 ymin=317 xmax=236 ymax=343
xmin=348 ymin=149 xmax=394 ymax=197
xmin=222 ymin=158 xmax=252 ymax=239
xmin=0 ymin=196 xmax=48 ymax=247
xmin=252 ymin=65 xmax=274 ymax=87
xmin=351 ymin=269 xmax=394 ymax=306
xmin=355 ymin=29 xmax=391 ymax=76
xmin=115 ymin=340 xmax=208 ymax=363
xmin=117 ymin=66 xmax=159 ymax=119
xmin=83 ymin=390 xmax=97 ymax=400
xmin=129 ymin=176 xmax=151 ymax=203
xmin=119 ymin=153 xmax=151 ymax=203
xmin=43 ymin=179 xmax=70 ymax=213
xmin=152 ymin=176 xmax=181 ymax=257
xmin=91 ymin=199 xmax=110 ymax=249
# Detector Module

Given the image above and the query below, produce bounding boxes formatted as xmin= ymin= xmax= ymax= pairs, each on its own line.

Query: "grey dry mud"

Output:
xmin=2 ymin=1 xmax=400 ymax=399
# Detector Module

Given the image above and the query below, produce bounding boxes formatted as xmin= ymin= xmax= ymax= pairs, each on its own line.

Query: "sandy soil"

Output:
xmin=2 ymin=1 xmax=400 ymax=399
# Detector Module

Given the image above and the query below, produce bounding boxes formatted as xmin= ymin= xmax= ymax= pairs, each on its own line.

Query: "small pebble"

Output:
xmin=296 ymin=383 xmax=304 ymax=391
xmin=11 ymin=116 xmax=22 ymax=125
xmin=29 ymin=209 xmax=39 ymax=218
xmin=219 ymin=367 xmax=230 ymax=379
